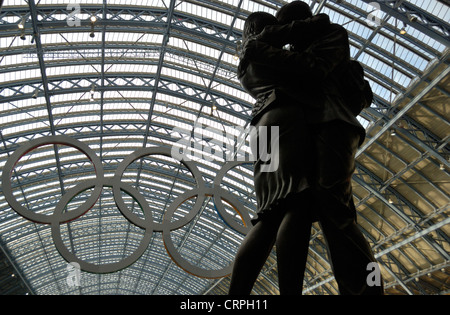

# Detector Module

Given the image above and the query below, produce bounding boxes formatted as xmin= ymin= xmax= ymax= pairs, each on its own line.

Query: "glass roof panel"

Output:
xmin=0 ymin=0 xmax=448 ymax=296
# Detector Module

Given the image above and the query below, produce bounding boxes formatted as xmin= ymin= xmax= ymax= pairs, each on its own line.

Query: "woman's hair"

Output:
xmin=243 ymin=12 xmax=278 ymax=41
xmin=276 ymin=1 xmax=313 ymax=24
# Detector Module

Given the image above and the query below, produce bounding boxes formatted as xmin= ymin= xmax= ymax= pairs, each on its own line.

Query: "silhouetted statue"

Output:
xmin=229 ymin=1 xmax=383 ymax=295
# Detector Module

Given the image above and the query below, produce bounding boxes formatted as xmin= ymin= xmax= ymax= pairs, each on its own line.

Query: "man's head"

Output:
xmin=276 ymin=1 xmax=312 ymax=24
xmin=243 ymin=12 xmax=278 ymax=41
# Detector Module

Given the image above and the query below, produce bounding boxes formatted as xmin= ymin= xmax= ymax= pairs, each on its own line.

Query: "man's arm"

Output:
xmin=242 ymin=24 xmax=350 ymax=82
xmin=257 ymin=14 xmax=330 ymax=48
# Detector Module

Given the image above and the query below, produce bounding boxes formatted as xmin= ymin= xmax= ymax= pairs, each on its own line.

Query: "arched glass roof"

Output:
xmin=0 ymin=0 xmax=449 ymax=295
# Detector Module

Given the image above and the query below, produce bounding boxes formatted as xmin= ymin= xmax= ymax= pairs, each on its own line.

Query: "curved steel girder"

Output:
xmin=0 ymin=42 xmax=236 ymax=88
xmin=0 ymin=84 xmax=251 ymax=134
xmin=2 ymin=5 xmax=443 ymax=122
xmin=1 ymin=2 xmax=444 ymax=112
xmin=354 ymin=194 xmax=397 ymax=241
xmin=359 ymin=0 xmax=450 ymax=47
xmin=1 ymin=3 xmax=439 ymax=90
xmin=0 ymin=40 xmax=414 ymax=98
xmin=0 ymin=44 xmax=238 ymax=78
xmin=6 ymin=6 xmax=240 ymax=50
xmin=354 ymin=163 xmax=450 ymax=261
xmin=341 ymin=0 xmax=448 ymax=55
xmin=0 ymin=23 xmax=235 ymax=60
xmin=0 ymin=71 xmax=243 ymax=117
xmin=0 ymin=22 xmax=428 ymax=90
xmin=0 ymin=7 xmax=238 ymax=48
xmin=1 ymin=97 xmax=205 ymax=125
xmin=363 ymin=99 xmax=450 ymax=170
xmin=357 ymin=107 xmax=449 ymax=213
xmin=358 ymin=59 xmax=450 ymax=157
xmin=3 ymin=1 xmax=446 ymax=54
xmin=357 ymin=148 xmax=445 ymax=216
xmin=32 ymin=262 xmax=198 ymax=295
xmin=0 ymin=58 xmax=408 ymax=122
xmin=0 ymin=72 xmax=249 ymax=109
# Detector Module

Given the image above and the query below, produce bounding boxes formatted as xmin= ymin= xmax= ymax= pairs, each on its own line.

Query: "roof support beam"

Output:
xmin=354 ymin=164 xmax=449 ymax=260
xmin=28 ymin=0 xmax=55 ymax=136
xmin=203 ymin=0 xmax=243 ymax=103
xmin=100 ymin=0 xmax=107 ymax=159
xmin=375 ymin=216 xmax=450 ymax=259
xmin=144 ymin=0 xmax=177 ymax=148
xmin=357 ymin=52 xmax=450 ymax=165
xmin=303 ymin=217 xmax=450 ymax=295
xmin=359 ymin=0 xmax=450 ymax=47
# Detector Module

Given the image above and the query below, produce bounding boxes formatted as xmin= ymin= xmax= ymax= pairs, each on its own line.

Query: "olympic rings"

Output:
xmin=51 ymin=178 xmax=154 ymax=274
xmin=2 ymin=135 xmax=254 ymax=278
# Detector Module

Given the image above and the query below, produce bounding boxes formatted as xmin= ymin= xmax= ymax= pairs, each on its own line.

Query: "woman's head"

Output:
xmin=243 ymin=12 xmax=278 ymax=41
xmin=276 ymin=1 xmax=312 ymax=24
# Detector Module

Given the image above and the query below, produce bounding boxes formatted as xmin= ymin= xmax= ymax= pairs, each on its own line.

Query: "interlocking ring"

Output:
xmin=2 ymin=136 xmax=254 ymax=278
xmin=162 ymin=160 xmax=253 ymax=279
xmin=2 ymin=136 xmax=104 ymax=225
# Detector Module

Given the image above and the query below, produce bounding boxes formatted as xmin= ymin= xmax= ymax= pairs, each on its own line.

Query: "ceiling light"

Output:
xmin=90 ymin=16 xmax=97 ymax=37
xmin=90 ymin=85 xmax=95 ymax=101
xmin=399 ymin=21 xmax=408 ymax=35
xmin=90 ymin=24 xmax=96 ymax=38
xmin=406 ymin=13 xmax=418 ymax=23
xmin=210 ymin=103 xmax=217 ymax=116
xmin=32 ymin=88 xmax=39 ymax=99
xmin=19 ymin=17 xmax=26 ymax=40
xmin=18 ymin=17 xmax=25 ymax=29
